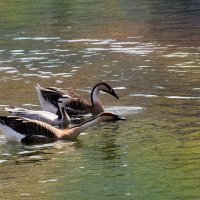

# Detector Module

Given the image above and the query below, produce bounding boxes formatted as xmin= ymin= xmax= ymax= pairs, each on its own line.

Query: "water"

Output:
xmin=1 ymin=0 xmax=200 ymax=199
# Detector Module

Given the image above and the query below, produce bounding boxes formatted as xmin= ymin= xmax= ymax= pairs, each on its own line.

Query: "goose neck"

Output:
xmin=91 ymin=87 xmax=103 ymax=112
xmin=58 ymin=105 xmax=71 ymax=124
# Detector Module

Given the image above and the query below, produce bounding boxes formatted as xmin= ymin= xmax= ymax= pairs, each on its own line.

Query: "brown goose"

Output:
xmin=35 ymin=82 xmax=119 ymax=115
xmin=0 ymin=112 xmax=125 ymax=145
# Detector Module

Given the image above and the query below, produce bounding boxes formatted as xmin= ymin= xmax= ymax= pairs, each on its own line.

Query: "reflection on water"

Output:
xmin=1 ymin=0 xmax=200 ymax=199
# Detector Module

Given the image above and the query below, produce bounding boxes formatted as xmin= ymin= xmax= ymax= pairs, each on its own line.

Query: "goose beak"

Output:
xmin=111 ymin=89 xmax=119 ymax=100
xmin=112 ymin=114 xmax=126 ymax=121
xmin=113 ymin=114 xmax=126 ymax=121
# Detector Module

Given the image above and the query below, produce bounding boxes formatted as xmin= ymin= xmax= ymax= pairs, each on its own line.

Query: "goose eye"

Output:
xmin=58 ymin=100 xmax=62 ymax=103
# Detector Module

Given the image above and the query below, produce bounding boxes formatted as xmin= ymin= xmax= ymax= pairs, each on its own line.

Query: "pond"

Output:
xmin=1 ymin=0 xmax=200 ymax=199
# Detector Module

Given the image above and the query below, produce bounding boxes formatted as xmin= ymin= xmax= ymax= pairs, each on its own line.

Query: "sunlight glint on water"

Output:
xmin=1 ymin=0 xmax=200 ymax=200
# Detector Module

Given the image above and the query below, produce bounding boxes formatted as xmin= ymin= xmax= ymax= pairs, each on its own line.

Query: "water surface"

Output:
xmin=1 ymin=0 xmax=200 ymax=199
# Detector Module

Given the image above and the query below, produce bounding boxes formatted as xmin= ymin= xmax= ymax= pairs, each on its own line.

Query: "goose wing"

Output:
xmin=0 ymin=116 xmax=58 ymax=139
xmin=40 ymin=87 xmax=64 ymax=108
xmin=45 ymin=87 xmax=91 ymax=112
xmin=65 ymin=98 xmax=91 ymax=114
xmin=5 ymin=107 xmax=57 ymax=124
xmin=21 ymin=135 xmax=56 ymax=144
xmin=47 ymin=87 xmax=82 ymax=99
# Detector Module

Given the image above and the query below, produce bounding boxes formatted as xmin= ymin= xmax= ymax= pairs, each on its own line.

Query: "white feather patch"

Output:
xmin=0 ymin=124 xmax=24 ymax=142
xmin=36 ymin=89 xmax=58 ymax=114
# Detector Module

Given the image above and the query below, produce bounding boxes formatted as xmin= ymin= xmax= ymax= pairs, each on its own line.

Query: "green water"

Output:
xmin=1 ymin=0 xmax=200 ymax=199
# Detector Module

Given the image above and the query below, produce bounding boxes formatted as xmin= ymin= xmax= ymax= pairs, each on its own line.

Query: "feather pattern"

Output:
xmin=21 ymin=135 xmax=56 ymax=145
xmin=0 ymin=112 xmax=125 ymax=144
xmin=5 ymin=95 xmax=74 ymax=127
xmin=35 ymin=82 xmax=119 ymax=115
xmin=0 ymin=116 xmax=58 ymax=138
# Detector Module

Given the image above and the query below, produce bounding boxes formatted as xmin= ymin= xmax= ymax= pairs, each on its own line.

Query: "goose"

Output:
xmin=35 ymin=82 xmax=119 ymax=115
xmin=0 ymin=112 xmax=126 ymax=145
xmin=5 ymin=95 xmax=76 ymax=128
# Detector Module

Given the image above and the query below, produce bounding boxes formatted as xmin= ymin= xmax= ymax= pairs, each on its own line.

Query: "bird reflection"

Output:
xmin=97 ymin=123 xmax=122 ymax=161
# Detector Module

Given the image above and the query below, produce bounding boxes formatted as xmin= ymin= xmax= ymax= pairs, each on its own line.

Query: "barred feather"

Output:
xmin=0 ymin=112 xmax=125 ymax=144
xmin=21 ymin=135 xmax=56 ymax=145
xmin=36 ymin=82 xmax=119 ymax=115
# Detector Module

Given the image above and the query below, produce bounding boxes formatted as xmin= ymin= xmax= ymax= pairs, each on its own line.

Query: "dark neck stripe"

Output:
xmin=91 ymin=82 xmax=111 ymax=107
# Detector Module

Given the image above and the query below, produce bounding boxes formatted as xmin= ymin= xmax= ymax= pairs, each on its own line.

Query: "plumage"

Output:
xmin=0 ymin=112 xmax=125 ymax=145
xmin=21 ymin=135 xmax=56 ymax=145
xmin=35 ymin=82 xmax=119 ymax=115
xmin=5 ymin=95 xmax=75 ymax=128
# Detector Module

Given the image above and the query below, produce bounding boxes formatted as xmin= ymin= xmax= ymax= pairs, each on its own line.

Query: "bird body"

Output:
xmin=5 ymin=95 xmax=75 ymax=127
xmin=0 ymin=113 xmax=125 ymax=145
xmin=35 ymin=82 xmax=119 ymax=115
xmin=5 ymin=107 xmax=59 ymax=125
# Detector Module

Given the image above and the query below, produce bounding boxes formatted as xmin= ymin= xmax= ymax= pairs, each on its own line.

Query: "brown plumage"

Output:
xmin=35 ymin=82 xmax=119 ymax=115
xmin=0 ymin=112 xmax=125 ymax=145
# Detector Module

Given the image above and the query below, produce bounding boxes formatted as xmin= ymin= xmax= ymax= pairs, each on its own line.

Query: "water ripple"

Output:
xmin=0 ymin=160 xmax=7 ymax=164
xmin=163 ymin=52 xmax=200 ymax=58
xmin=17 ymin=56 xmax=47 ymax=62
xmin=130 ymin=94 xmax=158 ymax=98
xmin=0 ymin=67 xmax=16 ymax=71
xmin=165 ymin=96 xmax=200 ymax=99
xmin=20 ymin=73 xmax=51 ymax=78
xmin=13 ymin=37 xmax=60 ymax=41
xmin=63 ymin=39 xmax=115 ymax=43
xmin=105 ymin=106 xmax=143 ymax=115
xmin=83 ymin=40 xmax=162 ymax=56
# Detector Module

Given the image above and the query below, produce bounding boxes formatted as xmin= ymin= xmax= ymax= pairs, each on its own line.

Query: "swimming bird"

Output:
xmin=35 ymin=82 xmax=119 ymax=115
xmin=0 ymin=112 xmax=125 ymax=145
xmin=5 ymin=95 xmax=76 ymax=128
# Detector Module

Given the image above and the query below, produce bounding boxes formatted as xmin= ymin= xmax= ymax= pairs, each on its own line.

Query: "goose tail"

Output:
xmin=5 ymin=106 xmax=27 ymax=114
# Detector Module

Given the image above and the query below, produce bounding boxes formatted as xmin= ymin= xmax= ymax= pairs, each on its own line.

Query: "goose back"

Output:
xmin=0 ymin=116 xmax=59 ymax=139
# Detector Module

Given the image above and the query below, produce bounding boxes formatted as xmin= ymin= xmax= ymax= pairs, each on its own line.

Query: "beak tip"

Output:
xmin=119 ymin=117 xmax=126 ymax=120
xmin=112 ymin=92 xmax=119 ymax=100
xmin=115 ymin=115 xmax=126 ymax=120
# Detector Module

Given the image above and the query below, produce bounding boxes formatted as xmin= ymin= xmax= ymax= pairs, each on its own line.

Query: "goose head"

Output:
xmin=93 ymin=82 xmax=119 ymax=100
xmin=98 ymin=112 xmax=126 ymax=121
